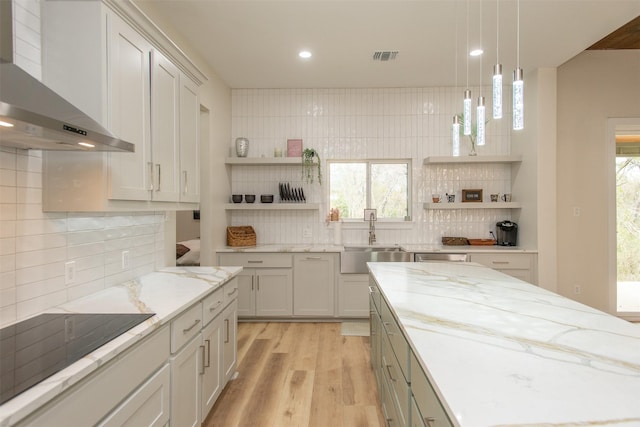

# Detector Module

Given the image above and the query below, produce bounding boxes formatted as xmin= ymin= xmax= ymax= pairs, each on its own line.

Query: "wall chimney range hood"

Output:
xmin=0 ymin=2 xmax=134 ymax=152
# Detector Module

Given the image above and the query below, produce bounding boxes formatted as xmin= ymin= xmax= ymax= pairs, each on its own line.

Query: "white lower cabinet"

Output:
xmin=222 ymin=300 xmax=238 ymax=382
xmin=339 ymin=274 xmax=371 ymax=317
xmin=293 ymin=254 xmax=336 ymax=316
xmin=469 ymin=253 xmax=537 ymax=284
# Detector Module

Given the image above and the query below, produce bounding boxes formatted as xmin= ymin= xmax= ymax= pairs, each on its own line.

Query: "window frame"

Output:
xmin=327 ymin=159 xmax=412 ymax=222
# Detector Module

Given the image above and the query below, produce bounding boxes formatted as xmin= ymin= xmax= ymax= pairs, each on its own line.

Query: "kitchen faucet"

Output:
xmin=368 ymin=212 xmax=376 ymax=245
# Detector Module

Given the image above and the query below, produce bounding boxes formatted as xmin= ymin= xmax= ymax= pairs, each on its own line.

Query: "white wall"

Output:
xmin=557 ymin=50 xmax=640 ymax=312
xmin=229 ymin=87 xmax=521 ymax=246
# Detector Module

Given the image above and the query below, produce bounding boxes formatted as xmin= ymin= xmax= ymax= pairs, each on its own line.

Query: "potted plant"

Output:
xmin=456 ymin=114 xmax=489 ymax=156
xmin=302 ymin=148 xmax=322 ymax=184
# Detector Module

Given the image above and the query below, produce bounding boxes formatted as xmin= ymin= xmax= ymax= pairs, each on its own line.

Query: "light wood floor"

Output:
xmin=203 ymin=322 xmax=385 ymax=427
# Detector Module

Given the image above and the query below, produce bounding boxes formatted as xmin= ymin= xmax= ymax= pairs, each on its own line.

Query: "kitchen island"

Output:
xmin=368 ymin=262 xmax=640 ymax=426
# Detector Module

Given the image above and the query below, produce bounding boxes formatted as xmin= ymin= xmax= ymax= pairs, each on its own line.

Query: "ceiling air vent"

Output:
xmin=372 ymin=51 xmax=398 ymax=61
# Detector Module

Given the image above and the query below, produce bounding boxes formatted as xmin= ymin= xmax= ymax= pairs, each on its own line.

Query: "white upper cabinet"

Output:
xmin=40 ymin=1 xmax=204 ymax=211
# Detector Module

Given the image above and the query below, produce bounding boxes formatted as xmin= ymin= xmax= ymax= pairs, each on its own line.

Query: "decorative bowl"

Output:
xmin=244 ymin=194 xmax=256 ymax=203
xmin=231 ymin=194 xmax=243 ymax=203
xmin=260 ymin=194 xmax=274 ymax=203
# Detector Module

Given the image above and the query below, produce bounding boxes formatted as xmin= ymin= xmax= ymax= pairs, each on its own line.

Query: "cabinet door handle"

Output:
xmin=224 ymin=319 xmax=230 ymax=343
xmin=227 ymin=287 xmax=238 ymax=296
xmin=209 ymin=300 xmax=223 ymax=312
xmin=251 ymin=276 xmax=254 ymax=291
xmin=247 ymin=260 xmax=263 ymax=264
xmin=204 ymin=339 xmax=211 ymax=367
xmin=147 ymin=162 xmax=154 ymax=191
xmin=257 ymin=276 xmax=260 ymax=291
xmin=385 ymin=364 xmax=397 ymax=382
xmin=424 ymin=417 xmax=435 ymax=427
xmin=155 ymin=164 xmax=161 ymax=191
xmin=200 ymin=345 xmax=206 ymax=374
xmin=183 ymin=170 xmax=188 ymax=194
xmin=182 ymin=318 xmax=200 ymax=333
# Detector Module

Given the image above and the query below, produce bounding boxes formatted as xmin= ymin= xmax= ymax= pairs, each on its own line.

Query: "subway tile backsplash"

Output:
xmin=0 ymin=147 xmax=166 ymax=327
xmin=230 ymin=87 xmax=515 ymax=246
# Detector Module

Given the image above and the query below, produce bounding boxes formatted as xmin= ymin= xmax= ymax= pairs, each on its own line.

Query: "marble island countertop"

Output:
xmin=0 ymin=266 xmax=242 ymax=427
xmin=217 ymin=243 xmax=537 ymax=253
xmin=368 ymin=262 xmax=640 ymax=426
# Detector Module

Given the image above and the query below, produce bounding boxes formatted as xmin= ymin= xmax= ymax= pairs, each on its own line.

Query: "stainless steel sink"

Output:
xmin=340 ymin=246 xmax=411 ymax=274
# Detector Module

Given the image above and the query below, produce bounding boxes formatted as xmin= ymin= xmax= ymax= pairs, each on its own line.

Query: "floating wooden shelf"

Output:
xmin=423 ymin=155 xmax=522 ymax=165
xmin=225 ymin=157 xmax=303 ymax=165
xmin=224 ymin=203 xmax=319 ymax=211
xmin=423 ymin=202 xmax=522 ymax=210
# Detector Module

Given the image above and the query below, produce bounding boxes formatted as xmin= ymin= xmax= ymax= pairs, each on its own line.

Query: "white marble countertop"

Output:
xmin=368 ymin=262 xmax=640 ymax=426
xmin=216 ymin=243 xmax=537 ymax=254
xmin=0 ymin=266 xmax=242 ymax=427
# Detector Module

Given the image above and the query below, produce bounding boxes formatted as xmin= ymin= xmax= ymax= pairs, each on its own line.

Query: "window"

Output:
xmin=328 ymin=160 xmax=411 ymax=220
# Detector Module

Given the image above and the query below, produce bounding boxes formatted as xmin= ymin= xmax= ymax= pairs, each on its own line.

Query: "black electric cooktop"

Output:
xmin=0 ymin=312 xmax=154 ymax=405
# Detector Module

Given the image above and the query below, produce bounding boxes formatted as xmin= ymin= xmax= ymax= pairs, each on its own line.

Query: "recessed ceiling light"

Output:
xmin=298 ymin=50 xmax=312 ymax=59
xmin=470 ymin=49 xmax=484 ymax=57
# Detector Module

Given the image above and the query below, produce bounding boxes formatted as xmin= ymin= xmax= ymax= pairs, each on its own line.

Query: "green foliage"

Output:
xmin=616 ymin=157 xmax=640 ymax=281
xmin=302 ymin=148 xmax=322 ymax=184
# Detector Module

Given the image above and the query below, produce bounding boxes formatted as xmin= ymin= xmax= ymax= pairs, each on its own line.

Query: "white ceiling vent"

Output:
xmin=372 ymin=51 xmax=398 ymax=61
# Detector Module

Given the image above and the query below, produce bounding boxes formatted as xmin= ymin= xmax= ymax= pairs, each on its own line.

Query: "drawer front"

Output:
xmin=471 ymin=253 xmax=532 ymax=270
xmin=410 ymin=353 xmax=452 ymax=427
xmin=202 ymin=287 xmax=225 ymax=326
xmin=218 ymin=253 xmax=292 ymax=268
xmin=382 ymin=332 xmax=409 ymax=427
xmin=223 ymin=277 xmax=239 ymax=306
xmin=381 ymin=297 xmax=409 ymax=381
xmin=171 ymin=302 xmax=203 ymax=353
xmin=368 ymin=277 xmax=381 ymax=311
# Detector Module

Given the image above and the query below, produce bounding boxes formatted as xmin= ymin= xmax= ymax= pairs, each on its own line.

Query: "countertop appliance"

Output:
xmin=0 ymin=313 xmax=154 ymax=404
xmin=0 ymin=2 xmax=134 ymax=152
xmin=414 ymin=253 xmax=469 ymax=262
xmin=496 ymin=220 xmax=518 ymax=246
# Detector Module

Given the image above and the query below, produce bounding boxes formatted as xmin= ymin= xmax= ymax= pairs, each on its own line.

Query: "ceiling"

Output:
xmin=134 ymin=1 xmax=640 ymax=89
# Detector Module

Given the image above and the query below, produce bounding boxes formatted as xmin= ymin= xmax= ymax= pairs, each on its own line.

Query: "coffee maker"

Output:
xmin=496 ymin=221 xmax=518 ymax=246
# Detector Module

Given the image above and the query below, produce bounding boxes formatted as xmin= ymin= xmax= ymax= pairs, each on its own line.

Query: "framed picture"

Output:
xmin=462 ymin=189 xmax=483 ymax=202
xmin=364 ymin=208 xmax=377 ymax=221
xmin=287 ymin=139 xmax=303 ymax=157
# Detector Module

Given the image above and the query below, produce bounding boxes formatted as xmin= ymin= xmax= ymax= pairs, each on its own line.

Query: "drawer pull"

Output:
xmin=182 ymin=318 xmax=201 ymax=333
xmin=305 ymin=256 xmax=322 ymax=260
xmin=209 ymin=301 xmax=223 ymax=312
xmin=227 ymin=287 xmax=238 ymax=296
xmin=492 ymin=261 xmax=510 ymax=265
xmin=247 ymin=260 xmax=263 ymax=264
xmin=424 ymin=417 xmax=435 ymax=427
xmin=383 ymin=322 xmax=395 ymax=335
xmin=368 ymin=286 xmax=376 ymax=294
xmin=225 ymin=319 xmax=230 ymax=343
xmin=385 ymin=364 xmax=397 ymax=382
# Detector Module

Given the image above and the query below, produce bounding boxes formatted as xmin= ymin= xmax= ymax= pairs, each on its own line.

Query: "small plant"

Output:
xmin=302 ymin=148 xmax=322 ymax=184
xmin=456 ymin=113 xmax=489 ymax=156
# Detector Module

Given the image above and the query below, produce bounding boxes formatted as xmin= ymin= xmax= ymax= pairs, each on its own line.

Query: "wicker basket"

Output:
xmin=442 ymin=236 xmax=469 ymax=246
xmin=227 ymin=226 xmax=257 ymax=247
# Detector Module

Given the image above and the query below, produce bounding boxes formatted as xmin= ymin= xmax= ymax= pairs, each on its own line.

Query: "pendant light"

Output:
xmin=513 ymin=0 xmax=524 ymax=130
xmin=476 ymin=0 xmax=485 ymax=146
xmin=492 ymin=0 xmax=503 ymax=119
xmin=463 ymin=0 xmax=472 ymax=136
xmin=452 ymin=0 xmax=461 ymax=156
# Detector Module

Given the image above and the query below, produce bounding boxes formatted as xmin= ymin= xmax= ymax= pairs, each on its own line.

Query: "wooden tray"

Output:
xmin=468 ymin=239 xmax=496 ymax=246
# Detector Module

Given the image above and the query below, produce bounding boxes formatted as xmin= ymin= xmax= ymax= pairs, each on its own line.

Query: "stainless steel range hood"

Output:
xmin=0 ymin=2 xmax=134 ymax=152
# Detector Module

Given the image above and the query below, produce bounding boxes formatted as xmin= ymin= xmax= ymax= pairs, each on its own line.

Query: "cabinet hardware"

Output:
xmin=386 ymin=417 xmax=394 ymax=427
xmin=183 ymin=170 xmax=188 ymax=194
xmin=148 ymin=162 xmax=154 ymax=190
xmin=224 ymin=319 xmax=230 ymax=343
xmin=247 ymin=260 xmax=263 ymax=264
xmin=251 ymin=276 xmax=254 ymax=291
xmin=182 ymin=318 xmax=200 ymax=333
xmin=209 ymin=301 xmax=223 ymax=311
xmin=257 ymin=276 xmax=260 ymax=291
xmin=492 ymin=261 xmax=510 ymax=265
xmin=205 ymin=339 xmax=211 ymax=367
xmin=305 ymin=256 xmax=322 ymax=260
xmin=227 ymin=288 xmax=238 ymax=296
xmin=155 ymin=164 xmax=161 ymax=191
xmin=383 ymin=321 xmax=395 ymax=335
xmin=385 ymin=364 xmax=397 ymax=382
xmin=200 ymin=345 xmax=206 ymax=374
xmin=424 ymin=417 xmax=435 ymax=427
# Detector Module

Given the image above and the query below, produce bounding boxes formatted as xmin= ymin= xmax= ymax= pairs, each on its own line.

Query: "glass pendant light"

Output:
xmin=463 ymin=0 xmax=471 ymax=136
xmin=492 ymin=0 xmax=502 ymax=119
xmin=512 ymin=0 xmax=524 ymax=130
xmin=477 ymin=97 xmax=486 ymax=146
xmin=452 ymin=115 xmax=461 ymax=156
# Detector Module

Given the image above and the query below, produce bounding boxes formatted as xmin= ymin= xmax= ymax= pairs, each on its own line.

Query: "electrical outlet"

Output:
xmin=573 ymin=206 xmax=581 ymax=217
xmin=574 ymin=284 xmax=581 ymax=295
xmin=65 ymin=261 xmax=76 ymax=284
xmin=122 ymin=250 xmax=131 ymax=269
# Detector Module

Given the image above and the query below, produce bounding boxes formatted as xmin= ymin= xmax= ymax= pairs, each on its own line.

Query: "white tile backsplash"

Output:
xmin=230 ymin=87 xmax=514 ymax=245
xmin=0 ymin=147 xmax=166 ymax=327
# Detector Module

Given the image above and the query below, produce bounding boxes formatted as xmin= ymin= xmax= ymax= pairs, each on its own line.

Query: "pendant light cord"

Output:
xmin=517 ymin=0 xmax=520 ymax=68
xmin=466 ymin=0 xmax=469 ymax=89
xmin=496 ymin=0 xmax=499 ymax=63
